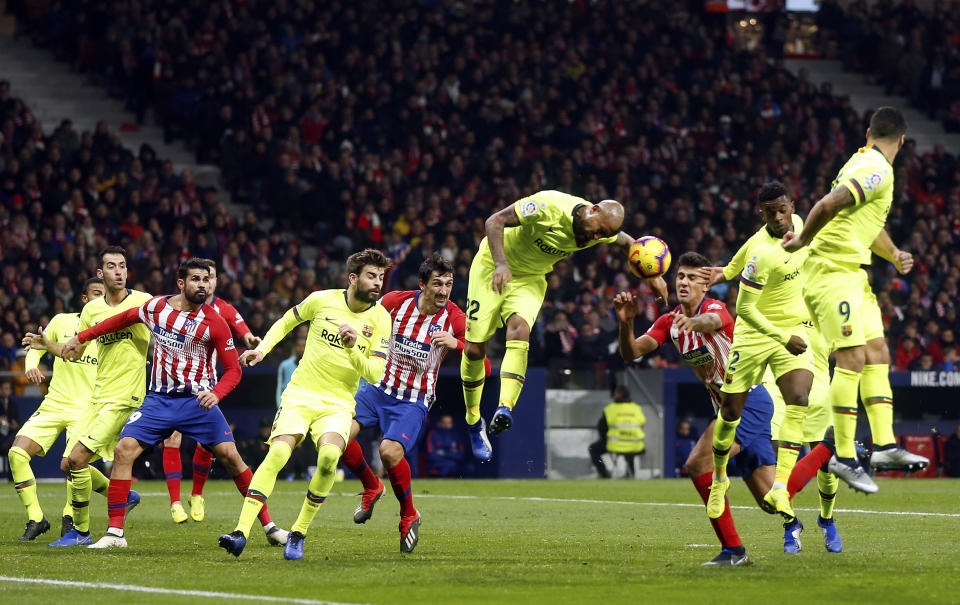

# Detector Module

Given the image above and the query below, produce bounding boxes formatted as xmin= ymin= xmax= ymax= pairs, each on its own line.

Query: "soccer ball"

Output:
xmin=627 ymin=236 xmax=671 ymax=279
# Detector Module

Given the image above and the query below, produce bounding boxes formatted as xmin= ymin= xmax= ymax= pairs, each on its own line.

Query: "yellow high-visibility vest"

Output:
xmin=604 ymin=401 xmax=646 ymax=453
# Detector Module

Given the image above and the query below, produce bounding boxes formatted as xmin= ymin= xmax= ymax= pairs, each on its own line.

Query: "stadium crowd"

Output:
xmin=2 ymin=0 xmax=960 ymax=389
xmin=816 ymin=0 xmax=960 ymax=131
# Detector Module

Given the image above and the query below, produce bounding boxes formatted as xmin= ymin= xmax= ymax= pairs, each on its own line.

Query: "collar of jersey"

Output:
xmin=862 ymin=144 xmax=891 ymax=166
xmin=107 ymin=288 xmax=132 ymax=307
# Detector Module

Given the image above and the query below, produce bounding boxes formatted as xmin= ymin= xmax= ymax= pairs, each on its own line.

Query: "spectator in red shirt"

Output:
xmin=895 ymin=337 xmax=922 ymax=371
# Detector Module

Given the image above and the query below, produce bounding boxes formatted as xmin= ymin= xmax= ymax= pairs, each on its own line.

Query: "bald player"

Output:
xmin=461 ymin=191 xmax=666 ymax=460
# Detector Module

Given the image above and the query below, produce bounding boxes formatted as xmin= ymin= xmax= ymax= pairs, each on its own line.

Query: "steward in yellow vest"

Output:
xmin=589 ymin=386 xmax=646 ymax=478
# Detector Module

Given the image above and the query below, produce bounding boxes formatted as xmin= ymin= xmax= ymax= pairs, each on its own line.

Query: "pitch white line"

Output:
xmin=404 ymin=493 xmax=960 ymax=518
xmin=2 ymin=488 xmax=957 ymax=518
xmin=0 ymin=576 xmax=365 ymax=605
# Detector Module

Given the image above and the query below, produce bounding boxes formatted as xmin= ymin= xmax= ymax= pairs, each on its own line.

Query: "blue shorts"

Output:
xmin=119 ymin=391 xmax=234 ymax=447
xmin=354 ymin=383 xmax=428 ymax=453
xmin=727 ymin=385 xmax=776 ymax=477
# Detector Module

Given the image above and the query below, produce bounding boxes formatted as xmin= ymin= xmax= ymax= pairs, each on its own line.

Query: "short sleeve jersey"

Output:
xmin=78 ymin=289 xmax=152 ymax=404
xmin=726 ymin=215 xmax=810 ymax=333
xmin=810 ymin=146 xmax=894 ymax=266
xmin=475 ymin=190 xmax=619 ymax=276
xmin=287 ymin=289 xmax=392 ymax=407
xmin=644 ymin=298 xmax=734 ymax=411
xmin=25 ymin=312 xmax=99 ymax=407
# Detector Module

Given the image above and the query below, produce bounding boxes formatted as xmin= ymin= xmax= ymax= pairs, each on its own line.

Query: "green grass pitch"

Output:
xmin=1 ymin=478 xmax=958 ymax=604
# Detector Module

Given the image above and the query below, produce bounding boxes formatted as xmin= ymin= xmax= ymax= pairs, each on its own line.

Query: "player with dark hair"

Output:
xmin=25 ymin=246 xmax=153 ymax=547
xmin=461 ymin=190 xmax=667 ymax=461
xmin=340 ymin=252 xmax=467 ymax=553
xmin=220 ymin=248 xmax=392 ymax=560
xmin=161 ymin=258 xmax=262 ymax=524
xmin=11 ymin=278 xmax=117 ymax=541
xmin=783 ymin=106 xmax=928 ymax=489
xmin=615 ymin=251 xmax=778 ymax=567
xmin=702 ymin=182 xmax=843 ymax=553
xmin=61 ymin=257 xmax=286 ymax=548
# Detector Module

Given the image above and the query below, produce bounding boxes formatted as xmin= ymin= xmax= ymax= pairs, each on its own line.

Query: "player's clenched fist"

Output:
xmin=785 ymin=334 xmax=808 ymax=355
xmin=339 ymin=323 xmax=358 ymax=348
xmin=239 ymin=349 xmax=264 ymax=367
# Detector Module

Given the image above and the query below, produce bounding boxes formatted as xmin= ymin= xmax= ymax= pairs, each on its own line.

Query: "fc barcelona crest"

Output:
xmin=362 ymin=325 xmax=373 ymax=338
xmin=841 ymin=325 xmax=852 ymax=337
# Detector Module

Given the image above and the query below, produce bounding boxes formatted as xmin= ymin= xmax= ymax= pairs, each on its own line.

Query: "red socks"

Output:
xmin=788 ymin=443 xmax=832 ymax=499
xmin=192 ymin=446 xmax=214 ymax=496
xmin=232 ymin=467 xmax=273 ymax=526
xmin=162 ymin=446 xmax=182 ymax=505
xmin=342 ymin=439 xmax=380 ymax=491
xmin=107 ymin=478 xmax=132 ymax=530
xmin=387 ymin=457 xmax=416 ymax=517
xmin=692 ymin=472 xmax=742 ymax=549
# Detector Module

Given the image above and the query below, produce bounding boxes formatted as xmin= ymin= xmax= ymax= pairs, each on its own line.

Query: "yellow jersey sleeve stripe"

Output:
xmin=740 ymin=275 xmax=764 ymax=290
xmin=848 ymin=178 xmax=866 ymax=204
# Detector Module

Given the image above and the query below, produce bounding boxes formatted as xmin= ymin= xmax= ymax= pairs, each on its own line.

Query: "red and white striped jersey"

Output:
xmin=377 ymin=290 xmax=466 ymax=405
xmin=208 ymin=296 xmax=252 ymax=339
xmin=644 ymin=298 xmax=734 ymax=412
xmin=79 ymin=295 xmax=242 ymax=400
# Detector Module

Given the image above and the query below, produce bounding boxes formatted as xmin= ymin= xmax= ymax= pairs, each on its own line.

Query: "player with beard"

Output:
xmin=220 ymin=249 xmax=392 ymax=560
xmin=461 ymin=190 xmax=667 ymax=461
xmin=341 ymin=252 xmax=467 ymax=553
xmin=161 ymin=259 xmax=261 ymax=525
xmin=60 ymin=258 xmax=287 ymax=548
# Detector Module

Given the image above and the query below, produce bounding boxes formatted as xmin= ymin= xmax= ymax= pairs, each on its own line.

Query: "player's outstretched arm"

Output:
xmin=254 ymin=305 xmax=308 ymax=359
xmin=672 ymin=311 xmax=723 ymax=334
xmin=485 ymin=204 xmax=521 ymax=294
xmin=782 ymin=185 xmax=854 ymax=251
xmin=870 ymin=228 xmax=913 ymax=275
xmin=77 ymin=307 xmax=142 ymax=344
xmin=614 ymin=292 xmax=659 ymax=361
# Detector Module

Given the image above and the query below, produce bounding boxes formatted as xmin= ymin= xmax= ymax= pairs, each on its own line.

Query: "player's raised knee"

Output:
xmin=464 ymin=341 xmax=486 ymax=360
xmin=316 ymin=443 xmax=341 ymax=476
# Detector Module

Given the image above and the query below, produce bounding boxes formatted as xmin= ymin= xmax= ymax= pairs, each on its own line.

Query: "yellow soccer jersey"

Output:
xmin=810 ymin=146 xmax=894 ymax=266
xmin=78 ymin=289 xmax=152 ymax=404
xmin=475 ymin=190 xmax=618 ymax=276
xmin=726 ymin=215 xmax=809 ymax=344
xmin=25 ymin=312 xmax=98 ymax=407
xmin=257 ymin=289 xmax=391 ymax=407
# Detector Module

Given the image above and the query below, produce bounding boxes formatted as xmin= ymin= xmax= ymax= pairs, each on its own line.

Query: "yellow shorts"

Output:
xmin=16 ymin=398 xmax=86 ymax=456
xmin=803 ymin=256 xmax=884 ymax=352
xmin=69 ymin=399 xmax=139 ymax=462
xmin=465 ymin=256 xmax=547 ymax=343
xmin=272 ymin=386 xmax=354 ymax=447
xmin=761 ymin=323 xmax=830 ymax=442
xmin=721 ymin=327 xmax=815 ymax=394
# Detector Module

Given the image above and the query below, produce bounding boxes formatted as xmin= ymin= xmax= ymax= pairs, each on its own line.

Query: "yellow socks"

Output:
xmin=830 ymin=368 xmax=861 ymax=459
xmin=499 ymin=340 xmax=529 ymax=410
xmin=69 ymin=466 xmax=92 ymax=532
xmin=10 ymin=447 xmax=43 ymax=522
xmin=860 ymin=363 xmax=896 ymax=448
xmin=235 ymin=441 xmax=292 ymax=536
xmin=774 ymin=404 xmax=806 ymax=486
xmin=291 ymin=443 xmax=341 ymax=535
xmin=817 ymin=470 xmax=838 ymax=519
xmin=712 ymin=415 xmax=740 ymax=480
xmin=461 ymin=355 xmax=486 ymax=425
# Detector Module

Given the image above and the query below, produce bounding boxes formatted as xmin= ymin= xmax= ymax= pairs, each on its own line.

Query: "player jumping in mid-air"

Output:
xmin=340 ymin=252 xmax=466 ymax=553
xmin=62 ymin=258 xmax=287 ymax=548
xmin=705 ymin=181 xmax=820 ymax=525
xmin=219 ymin=249 xmax=392 ymax=560
xmin=161 ymin=259 xmax=262 ymax=525
xmin=702 ymin=182 xmax=843 ymax=553
xmin=10 ymin=278 xmax=113 ymax=541
xmin=24 ymin=247 xmax=152 ymax=547
xmin=615 ymin=251 xmax=778 ymax=567
xmin=783 ymin=107 xmax=928 ymax=490
xmin=461 ymin=190 xmax=667 ymax=461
